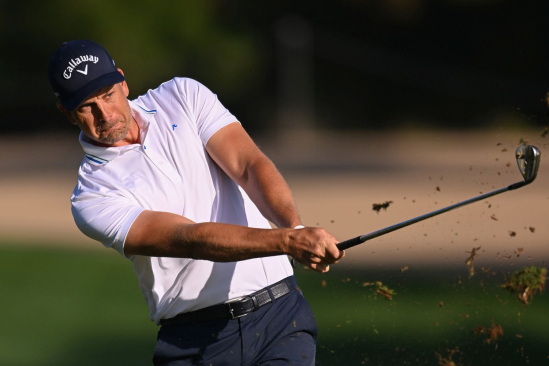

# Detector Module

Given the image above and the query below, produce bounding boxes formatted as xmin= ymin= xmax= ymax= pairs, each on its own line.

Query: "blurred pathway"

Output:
xmin=1 ymin=129 xmax=548 ymax=269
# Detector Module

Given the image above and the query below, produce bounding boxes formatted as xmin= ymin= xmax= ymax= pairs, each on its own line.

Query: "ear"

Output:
xmin=117 ymin=68 xmax=130 ymax=97
xmin=56 ymin=102 xmax=78 ymax=126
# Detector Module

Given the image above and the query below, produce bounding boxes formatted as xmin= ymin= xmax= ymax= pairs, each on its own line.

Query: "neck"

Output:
xmin=119 ymin=117 xmax=141 ymax=146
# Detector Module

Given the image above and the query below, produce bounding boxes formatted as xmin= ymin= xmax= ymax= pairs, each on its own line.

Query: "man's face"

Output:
xmin=59 ymin=78 xmax=133 ymax=146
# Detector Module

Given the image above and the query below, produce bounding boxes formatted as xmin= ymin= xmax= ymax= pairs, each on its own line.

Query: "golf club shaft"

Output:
xmin=336 ymin=181 xmax=526 ymax=251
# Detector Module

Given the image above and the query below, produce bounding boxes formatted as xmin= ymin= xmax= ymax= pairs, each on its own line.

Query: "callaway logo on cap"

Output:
xmin=47 ymin=40 xmax=125 ymax=111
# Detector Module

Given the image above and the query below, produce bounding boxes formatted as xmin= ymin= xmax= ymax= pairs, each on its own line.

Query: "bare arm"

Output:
xmin=124 ymin=210 xmax=342 ymax=272
xmin=125 ymin=122 xmax=344 ymax=272
xmin=205 ymin=122 xmax=301 ymax=229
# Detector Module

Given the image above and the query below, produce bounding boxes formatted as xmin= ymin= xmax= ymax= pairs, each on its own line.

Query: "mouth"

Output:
xmin=100 ymin=122 xmax=122 ymax=134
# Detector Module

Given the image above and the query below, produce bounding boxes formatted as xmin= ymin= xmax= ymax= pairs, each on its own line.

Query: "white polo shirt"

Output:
xmin=71 ymin=77 xmax=293 ymax=324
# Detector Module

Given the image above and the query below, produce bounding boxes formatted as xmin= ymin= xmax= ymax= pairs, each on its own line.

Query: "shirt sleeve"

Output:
xmin=71 ymin=191 xmax=144 ymax=259
xmin=175 ymin=78 xmax=240 ymax=145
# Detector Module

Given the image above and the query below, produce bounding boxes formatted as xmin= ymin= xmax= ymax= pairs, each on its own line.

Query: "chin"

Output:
xmin=99 ymin=123 xmax=131 ymax=145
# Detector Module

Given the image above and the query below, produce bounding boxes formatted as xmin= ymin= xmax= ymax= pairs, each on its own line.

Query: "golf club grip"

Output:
xmin=337 ymin=236 xmax=363 ymax=251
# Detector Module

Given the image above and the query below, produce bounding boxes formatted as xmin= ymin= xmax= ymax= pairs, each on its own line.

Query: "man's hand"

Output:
xmin=285 ymin=227 xmax=345 ymax=273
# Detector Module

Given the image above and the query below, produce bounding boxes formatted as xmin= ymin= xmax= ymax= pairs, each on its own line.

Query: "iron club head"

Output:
xmin=516 ymin=145 xmax=541 ymax=184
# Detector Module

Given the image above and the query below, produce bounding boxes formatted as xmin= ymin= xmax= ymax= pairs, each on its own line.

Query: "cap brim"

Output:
xmin=61 ymin=71 xmax=125 ymax=111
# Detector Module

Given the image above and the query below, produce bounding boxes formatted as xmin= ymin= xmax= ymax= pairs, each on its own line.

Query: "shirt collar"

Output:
xmin=79 ymin=99 xmax=157 ymax=166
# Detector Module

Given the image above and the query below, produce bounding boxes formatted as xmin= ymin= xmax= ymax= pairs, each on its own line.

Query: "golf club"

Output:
xmin=336 ymin=145 xmax=541 ymax=251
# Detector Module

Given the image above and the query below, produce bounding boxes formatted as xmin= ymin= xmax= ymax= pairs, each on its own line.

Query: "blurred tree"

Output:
xmin=0 ymin=0 xmax=264 ymax=132
xmin=1 ymin=0 xmax=548 ymax=134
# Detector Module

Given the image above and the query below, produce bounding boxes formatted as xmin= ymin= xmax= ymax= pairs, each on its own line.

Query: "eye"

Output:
xmin=106 ymin=92 xmax=114 ymax=98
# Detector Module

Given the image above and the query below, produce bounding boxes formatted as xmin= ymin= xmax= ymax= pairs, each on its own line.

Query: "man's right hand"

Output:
xmin=285 ymin=227 xmax=345 ymax=273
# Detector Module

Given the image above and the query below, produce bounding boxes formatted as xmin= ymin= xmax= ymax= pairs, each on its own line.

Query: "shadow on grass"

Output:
xmin=296 ymin=266 xmax=548 ymax=365
xmin=0 ymin=246 xmax=546 ymax=365
xmin=46 ymin=334 xmax=156 ymax=366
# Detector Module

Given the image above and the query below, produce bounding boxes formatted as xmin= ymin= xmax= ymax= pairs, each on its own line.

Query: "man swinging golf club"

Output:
xmin=47 ymin=39 xmax=344 ymax=366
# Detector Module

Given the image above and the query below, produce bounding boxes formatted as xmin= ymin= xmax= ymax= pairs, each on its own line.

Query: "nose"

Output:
xmin=94 ymin=100 xmax=112 ymax=122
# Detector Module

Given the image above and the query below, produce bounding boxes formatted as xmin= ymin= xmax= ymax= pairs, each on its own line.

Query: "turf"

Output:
xmin=0 ymin=246 xmax=546 ymax=365
xmin=298 ymin=267 xmax=549 ymax=365
xmin=0 ymin=246 xmax=157 ymax=366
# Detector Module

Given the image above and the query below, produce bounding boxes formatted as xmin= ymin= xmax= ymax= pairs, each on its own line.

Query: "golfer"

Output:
xmin=47 ymin=39 xmax=344 ymax=365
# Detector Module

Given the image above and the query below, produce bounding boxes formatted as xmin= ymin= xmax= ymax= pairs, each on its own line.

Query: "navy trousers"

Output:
xmin=152 ymin=279 xmax=317 ymax=366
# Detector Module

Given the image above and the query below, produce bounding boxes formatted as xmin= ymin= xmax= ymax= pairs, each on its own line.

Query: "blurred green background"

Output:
xmin=2 ymin=1 xmax=549 ymax=365
xmin=2 ymin=0 xmax=549 ymax=133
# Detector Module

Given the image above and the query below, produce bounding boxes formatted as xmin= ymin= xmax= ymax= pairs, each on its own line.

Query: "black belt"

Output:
xmin=160 ymin=276 xmax=296 ymax=327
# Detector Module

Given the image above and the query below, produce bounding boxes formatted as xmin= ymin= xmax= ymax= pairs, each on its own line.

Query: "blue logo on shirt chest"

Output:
xmin=172 ymin=124 xmax=178 ymax=131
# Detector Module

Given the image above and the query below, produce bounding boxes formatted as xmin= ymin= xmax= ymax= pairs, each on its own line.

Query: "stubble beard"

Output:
xmin=95 ymin=102 xmax=132 ymax=145
xmin=97 ymin=120 xmax=131 ymax=145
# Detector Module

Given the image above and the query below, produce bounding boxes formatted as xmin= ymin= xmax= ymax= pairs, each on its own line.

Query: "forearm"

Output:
xmin=125 ymin=210 xmax=343 ymax=272
xmin=172 ymin=222 xmax=289 ymax=261
xmin=240 ymin=156 xmax=302 ymax=229
xmin=125 ymin=211 xmax=289 ymax=260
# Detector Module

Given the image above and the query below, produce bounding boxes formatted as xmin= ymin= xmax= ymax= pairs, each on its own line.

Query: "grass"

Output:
xmin=298 ymin=267 xmax=549 ymax=365
xmin=0 ymin=246 xmax=157 ymax=366
xmin=0 ymin=246 xmax=546 ymax=365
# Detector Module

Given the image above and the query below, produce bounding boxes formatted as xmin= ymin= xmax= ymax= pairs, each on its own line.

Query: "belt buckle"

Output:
xmin=226 ymin=296 xmax=249 ymax=319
